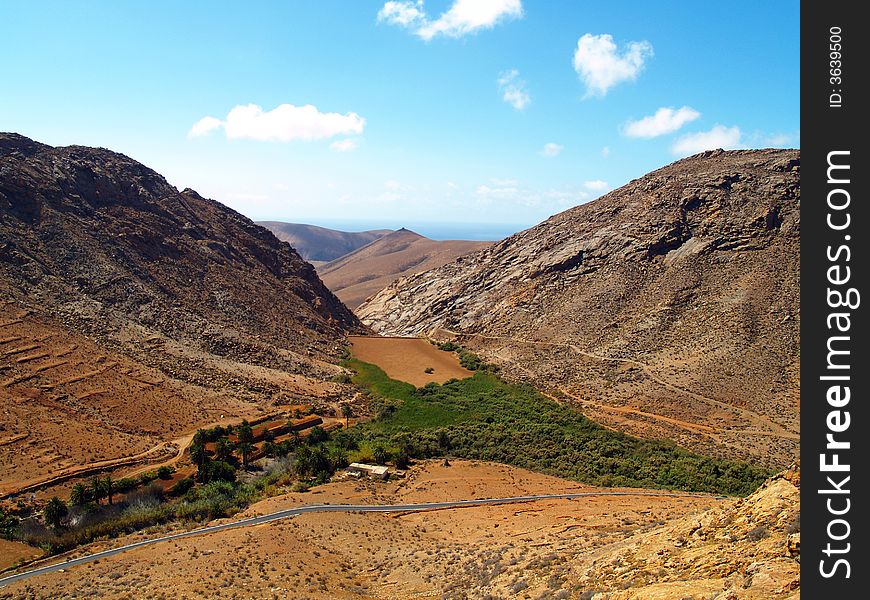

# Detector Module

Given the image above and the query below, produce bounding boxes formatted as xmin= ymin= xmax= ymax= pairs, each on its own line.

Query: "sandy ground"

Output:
xmin=349 ymin=336 xmax=473 ymax=386
xmin=0 ymin=539 xmax=42 ymax=572
xmin=1 ymin=460 xmax=725 ymax=599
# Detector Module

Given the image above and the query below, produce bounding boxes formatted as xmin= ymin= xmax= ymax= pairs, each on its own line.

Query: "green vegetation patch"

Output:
xmin=345 ymin=359 xmax=771 ymax=496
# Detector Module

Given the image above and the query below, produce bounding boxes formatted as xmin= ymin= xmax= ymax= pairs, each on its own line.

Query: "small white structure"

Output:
xmin=346 ymin=462 xmax=390 ymax=480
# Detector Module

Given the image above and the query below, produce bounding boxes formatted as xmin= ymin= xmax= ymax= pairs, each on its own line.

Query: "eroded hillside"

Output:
xmin=358 ymin=150 xmax=800 ymax=468
xmin=0 ymin=133 xmax=364 ymax=495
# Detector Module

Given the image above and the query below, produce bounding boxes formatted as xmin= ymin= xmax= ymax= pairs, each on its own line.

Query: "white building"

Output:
xmin=346 ymin=463 xmax=390 ymax=480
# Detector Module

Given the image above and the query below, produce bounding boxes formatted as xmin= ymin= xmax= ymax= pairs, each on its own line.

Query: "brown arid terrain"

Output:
xmin=358 ymin=149 xmax=800 ymax=469
xmin=0 ymin=460 xmax=800 ymax=599
xmin=256 ymin=222 xmax=392 ymax=267
xmin=318 ymin=228 xmax=491 ymax=308
xmin=349 ymin=335 xmax=474 ymax=386
xmin=0 ymin=133 xmax=365 ymax=497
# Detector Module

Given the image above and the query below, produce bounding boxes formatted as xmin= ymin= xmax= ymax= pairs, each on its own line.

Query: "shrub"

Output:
xmin=746 ymin=526 xmax=769 ymax=542
xmin=0 ymin=508 xmax=18 ymax=539
xmin=458 ymin=350 xmax=483 ymax=371
xmin=344 ymin=359 xmax=772 ymax=496
xmin=169 ymin=477 xmax=195 ymax=497
xmin=394 ymin=449 xmax=411 ymax=470
xmin=113 ymin=478 xmax=137 ymax=494
xmin=157 ymin=466 xmax=173 ymax=480
xmin=787 ymin=513 xmax=800 ymax=534
xmin=307 ymin=426 xmax=329 ymax=445
xmin=331 ymin=372 xmax=353 ymax=384
xmin=202 ymin=461 xmax=236 ymax=483
xmin=372 ymin=444 xmax=390 ymax=465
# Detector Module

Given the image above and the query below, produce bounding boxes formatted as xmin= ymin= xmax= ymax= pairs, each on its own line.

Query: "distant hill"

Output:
xmin=357 ymin=149 xmax=800 ymax=468
xmin=257 ymin=222 xmax=392 ymax=264
xmin=319 ymin=228 xmax=492 ymax=309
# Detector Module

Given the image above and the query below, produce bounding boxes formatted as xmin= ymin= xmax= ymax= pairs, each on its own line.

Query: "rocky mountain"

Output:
xmin=257 ymin=221 xmax=392 ymax=265
xmin=0 ymin=133 xmax=365 ymax=494
xmin=358 ymin=149 xmax=800 ymax=468
xmin=0 ymin=133 xmax=363 ymax=363
xmin=319 ymin=228 xmax=491 ymax=308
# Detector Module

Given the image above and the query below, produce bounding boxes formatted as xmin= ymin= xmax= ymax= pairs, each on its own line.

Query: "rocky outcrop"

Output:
xmin=575 ymin=465 xmax=801 ymax=598
xmin=358 ymin=149 xmax=800 ymax=467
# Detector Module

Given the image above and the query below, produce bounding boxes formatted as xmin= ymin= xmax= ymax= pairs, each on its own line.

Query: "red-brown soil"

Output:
xmin=349 ymin=335 xmax=473 ymax=386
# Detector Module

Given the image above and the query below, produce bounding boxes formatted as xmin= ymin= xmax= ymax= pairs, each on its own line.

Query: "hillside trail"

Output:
xmin=432 ymin=328 xmax=798 ymax=441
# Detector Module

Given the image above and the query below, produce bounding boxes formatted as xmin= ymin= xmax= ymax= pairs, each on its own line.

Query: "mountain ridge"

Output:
xmin=318 ymin=228 xmax=492 ymax=308
xmin=257 ymin=221 xmax=392 ymax=264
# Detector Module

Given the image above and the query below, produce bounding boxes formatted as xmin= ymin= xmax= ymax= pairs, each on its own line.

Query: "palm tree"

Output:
xmin=215 ymin=438 xmax=235 ymax=462
xmin=341 ymin=404 xmax=354 ymax=428
xmin=90 ymin=476 xmax=105 ymax=505
xmin=237 ymin=420 xmax=254 ymax=445
xmin=43 ymin=497 xmax=67 ymax=529
xmin=237 ymin=441 xmax=254 ymax=468
xmin=69 ymin=483 xmax=88 ymax=506
xmin=103 ymin=476 xmax=114 ymax=505
xmin=190 ymin=441 xmax=208 ymax=467
xmin=294 ymin=445 xmax=314 ymax=477
xmin=373 ymin=444 xmax=389 ymax=466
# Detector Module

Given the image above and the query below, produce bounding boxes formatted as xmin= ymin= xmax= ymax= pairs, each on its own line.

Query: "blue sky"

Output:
xmin=2 ymin=1 xmax=799 ymax=238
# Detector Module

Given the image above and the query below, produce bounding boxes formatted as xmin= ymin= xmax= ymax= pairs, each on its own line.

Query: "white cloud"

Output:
xmin=475 ymin=180 xmax=590 ymax=208
xmin=188 ymin=103 xmax=365 ymax=142
xmin=749 ymin=130 xmax=799 ymax=148
xmin=583 ymin=180 xmax=609 ymax=192
xmin=540 ymin=142 xmax=563 ymax=157
xmin=228 ymin=192 xmax=269 ymax=202
xmin=497 ymin=69 xmax=530 ymax=110
xmin=623 ymin=106 xmax=700 ymax=138
xmin=188 ymin=116 xmax=223 ymax=138
xmin=329 ymin=138 xmax=359 ymax=152
xmin=601 ymin=146 xmax=610 ymax=157
xmin=671 ymin=125 xmax=742 ymax=156
xmin=572 ymin=33 xmax=653 ymax=97
xmin=379 ymin=0 xmax=523 ymax=40
xmin=377 ymin=1 xmax=426 ymax=27
xmin=761 ymin=133 xmax=793 ymax=147
xmin=385 ymin=179 xmax=404 ymax=191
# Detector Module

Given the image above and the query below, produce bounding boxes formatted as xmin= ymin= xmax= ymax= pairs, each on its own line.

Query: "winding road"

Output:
xmin=0 ymin=491 xmax=722 ymax=588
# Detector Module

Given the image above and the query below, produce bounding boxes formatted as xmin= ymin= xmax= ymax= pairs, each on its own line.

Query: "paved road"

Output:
xmin=0 ymin=491 xmax=722 ymax=588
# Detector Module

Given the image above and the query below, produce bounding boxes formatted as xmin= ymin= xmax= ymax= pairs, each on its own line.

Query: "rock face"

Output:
xmin=574 ymin=465 xmax=801 ymax=599
xmin=358 ymin=149 xmax=800 ymax=467
xmin=0 ymin=133 xmax=365 ymax=368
